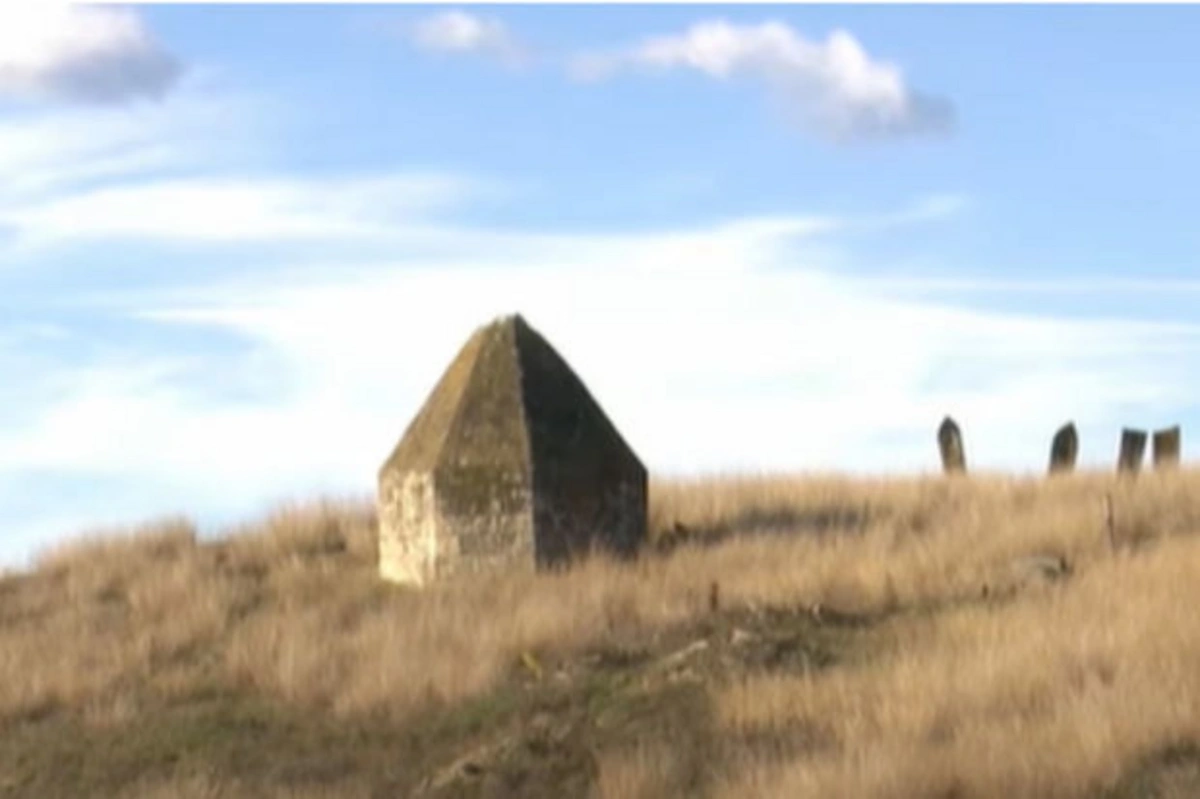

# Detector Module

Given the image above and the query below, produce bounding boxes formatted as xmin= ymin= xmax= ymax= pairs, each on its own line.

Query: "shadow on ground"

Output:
xmin=653 ymin=504 xmax=872 ymax=556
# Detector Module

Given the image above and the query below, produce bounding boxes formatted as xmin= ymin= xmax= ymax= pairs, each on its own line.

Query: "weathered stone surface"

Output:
xmin=1048 ymin=422 xmax=1078 ymax=475
xmin=937 ymin=416 xmax=966 ymax=474
xmin=1117 ymin=428 xmax=1148 ymax=474
xmin=1153 ymin=426 xmax=1181 ymax=469
xmin=378 ymin=314 xmax=647 ymax=587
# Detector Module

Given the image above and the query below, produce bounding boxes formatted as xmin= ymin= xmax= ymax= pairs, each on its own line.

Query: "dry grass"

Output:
xmin=593 ymin=741 xmax=685 ymax=799
xmin=4 ymin=468 xmax=1200 ymax=796
xmin=113 ymin=772 xmax=373 ymax=799
xmin=716 ymin=534 xmax=1200 ymax=798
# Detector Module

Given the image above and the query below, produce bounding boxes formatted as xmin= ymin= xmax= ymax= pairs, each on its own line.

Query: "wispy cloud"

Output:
xmin=35 ymin=193 xmax=1194 ymax=482
xmin=0 ymin=88 xmax=261 ymax=210
xmin=409 ymin=10 xmax=530 ymax=69
xmin=862 ymin=276 xmax=1200 ymax=295
xmin=0 ymin=4 xmax=183 ymax=105
xmin=0 ymin=172 xmax=494 ymax=250
xmin=400 ymin=13 xmax=953 ymax=142
xmin=570 ymin=20 xmax=954 ymax=142
xmin=1 ymin=171 xmax=1198 ymax=567
xmin=0 ymin=112 xmax=1170 ymax=490
xmin=0 ymin=27 xmax=1190 ymax=573
xmin=0 ymin=78 xmax=330 ymax=260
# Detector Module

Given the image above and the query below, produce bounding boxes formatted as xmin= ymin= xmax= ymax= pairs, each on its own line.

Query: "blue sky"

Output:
xmin=2 ymin=3 xmax=1200 ymax=569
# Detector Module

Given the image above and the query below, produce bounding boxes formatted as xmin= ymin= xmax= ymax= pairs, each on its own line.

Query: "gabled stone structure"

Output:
xmin=377 ymin=314 xmax=647 ymax=587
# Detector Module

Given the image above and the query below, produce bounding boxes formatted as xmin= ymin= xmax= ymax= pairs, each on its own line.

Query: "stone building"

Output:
xmin=377 ymin=314 xmax=647 ymax=587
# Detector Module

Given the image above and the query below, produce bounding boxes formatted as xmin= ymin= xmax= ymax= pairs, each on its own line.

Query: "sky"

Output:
xmin=2 ymin=2 xmax=1200 ymax=569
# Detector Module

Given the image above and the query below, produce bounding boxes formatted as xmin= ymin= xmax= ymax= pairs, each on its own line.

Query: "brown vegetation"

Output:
xmin=3 ymin=470 xmax=1200 ymax=797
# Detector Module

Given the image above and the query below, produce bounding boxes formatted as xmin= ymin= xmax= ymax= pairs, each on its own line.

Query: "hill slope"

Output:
xmin=3 ymin=471 xmax=1200 ymax=798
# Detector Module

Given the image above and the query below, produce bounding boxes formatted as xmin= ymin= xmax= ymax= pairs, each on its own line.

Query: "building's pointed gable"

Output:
xmin=378 ymin=313 xmax=647 ymax=586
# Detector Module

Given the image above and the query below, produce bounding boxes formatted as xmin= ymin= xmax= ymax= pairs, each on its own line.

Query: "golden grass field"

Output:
xmin=3 ymin=468 xmax=1200 ymax=798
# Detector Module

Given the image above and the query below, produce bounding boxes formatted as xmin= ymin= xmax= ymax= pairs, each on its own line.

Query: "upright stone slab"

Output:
xmin=1117 ymin=428 xmax=1148 ymax=475
xmin=377 ymin=314 xmax=648 ymax=587
xmin=1153 ymin=426 xmax=1181 ymax=469
xmin=937 ymin=416 xmax=966 ymax=474
xmin=1048 ymin=422 xmax=1078 ymax=475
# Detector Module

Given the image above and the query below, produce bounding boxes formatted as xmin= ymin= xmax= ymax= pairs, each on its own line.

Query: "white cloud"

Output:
xmin=0 ymin=3 xmax=182 ymax=105
xmin=410 ymin=10 xmax=529 ymax=68
xmin=2 ymin=176 xmax=1199 ymax=567
xmin=0 ymin=79 xmax=334 ymax=258
xmin=0 ymin=85 xmax=259 ymax=209
xmin=6 ymin=195 xmax=1196 ymax=492
xmin=571 ymin=20 xmax=953 ymax=142
xmin=0 ymin=172 xmax=493 ymax=249
xmin=863 ymin=276 xmax=1200 ymax=295
xmin=0 ymin=13 xmax=1192 ymax=574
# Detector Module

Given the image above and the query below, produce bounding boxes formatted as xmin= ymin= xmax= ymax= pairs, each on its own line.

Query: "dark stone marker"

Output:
xmin=377 ymin=313 xmax=647 ymax=587
xmin=1153 ymin=426 xmax=1181 ymax=469
xmin=1049 ymin=422 xmax=1079 ymax=475
xmin=1048 ymin=422 xmax=1079 ymax=475
xmin=1117 ymin=428 xmax=1148 ymax=475
xmin=937 ymin=416 xmax=966 ymax=475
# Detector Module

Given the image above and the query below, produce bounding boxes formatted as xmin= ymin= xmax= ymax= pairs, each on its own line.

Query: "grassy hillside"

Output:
xmin=3 ymin=470 xmax=1200 ymax=797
